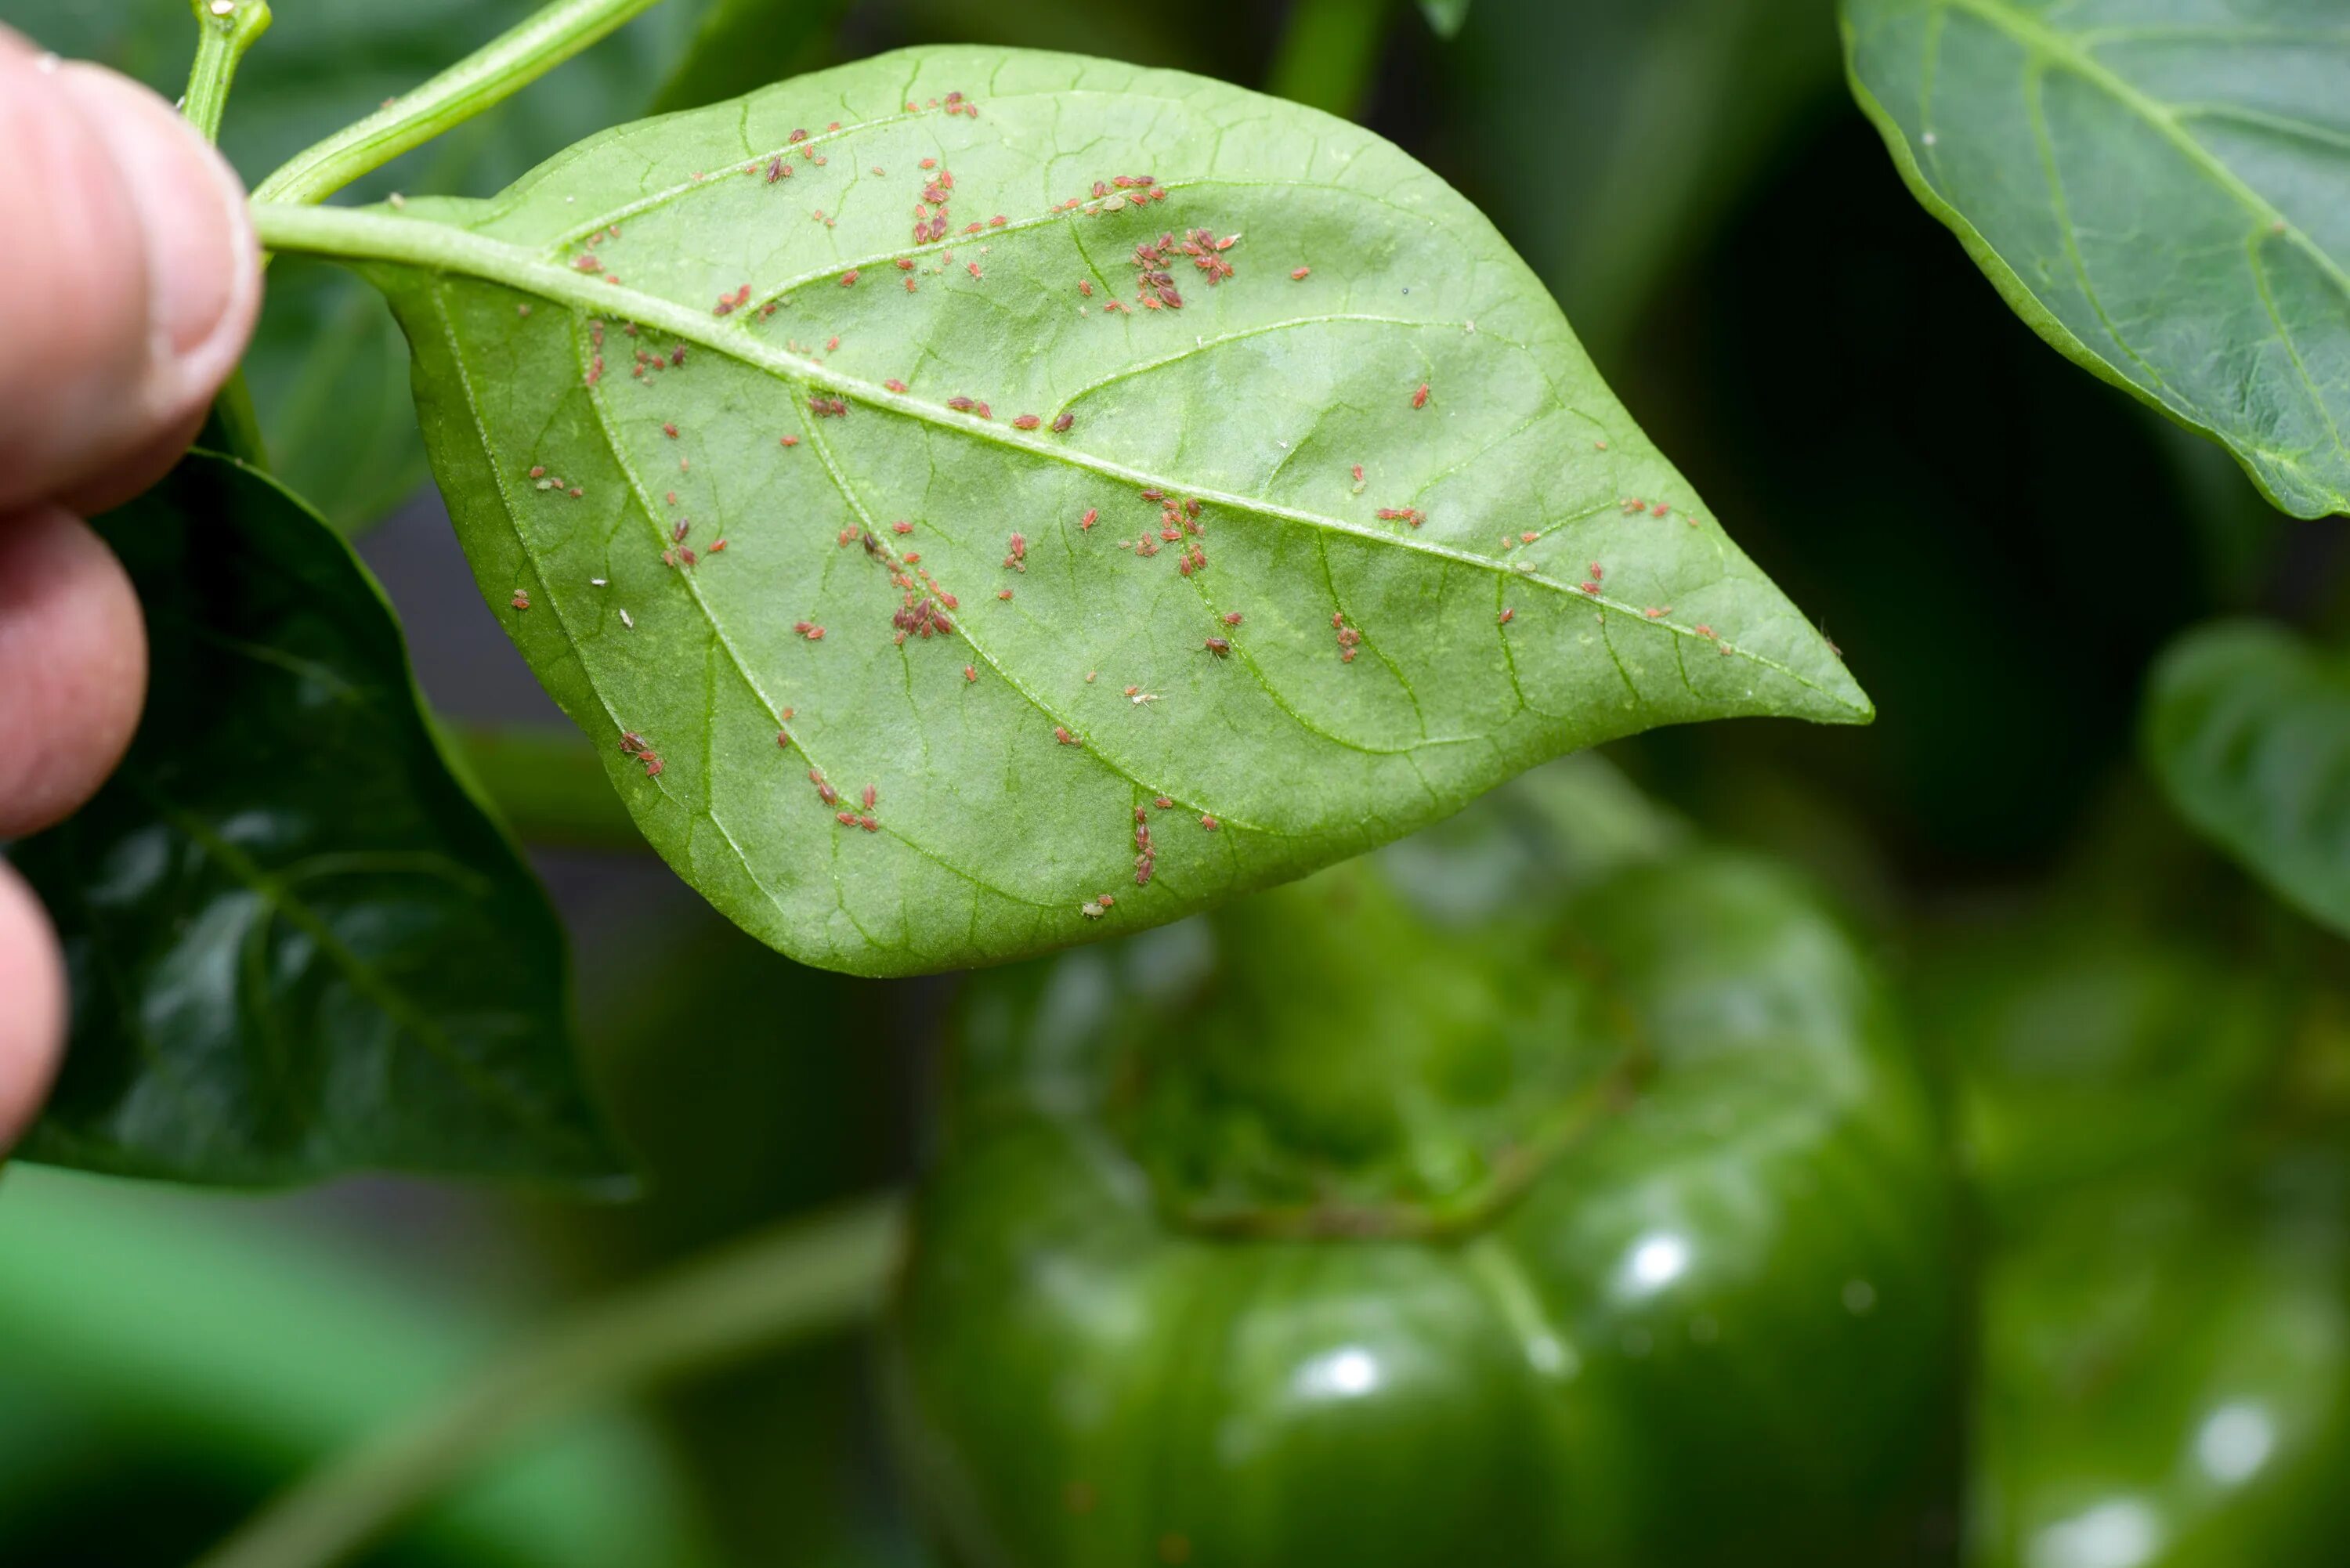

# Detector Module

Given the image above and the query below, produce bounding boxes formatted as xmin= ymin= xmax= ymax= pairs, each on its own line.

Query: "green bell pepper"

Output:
xmin=885 ymin=765 xmax=1965 ymax=1566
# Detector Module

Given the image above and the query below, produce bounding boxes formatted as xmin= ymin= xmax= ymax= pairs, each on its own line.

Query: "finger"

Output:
xmin=0 ymin=30 xmax=259 ymax=514
xmin=0 ymin=859 xmax=66 ymax=1153
xmin=0 ymin=504 xmax=146 ymax=838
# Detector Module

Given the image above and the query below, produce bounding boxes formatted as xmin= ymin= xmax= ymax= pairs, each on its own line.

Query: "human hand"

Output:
xmin=0 ymin=27 xmax=259 ymax=1150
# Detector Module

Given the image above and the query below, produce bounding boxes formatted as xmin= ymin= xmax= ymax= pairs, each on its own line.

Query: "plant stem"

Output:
xmin=181 ymin=0 xmax=271 ymax=145
xmin=195 ymin=1194 xmax=904 ymax=1568
xmin=181 ymin=1 xmax=273 ymax=469
xmin=252 ymin=0 xmax=670 ymax=207
xmin=446 ymin=719 xmax=646 ymax=851
xmin=1265 ymin=0 xmax=1394 ymax=120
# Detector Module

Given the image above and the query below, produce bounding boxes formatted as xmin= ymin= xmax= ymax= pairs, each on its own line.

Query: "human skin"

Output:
xmin=0 ymin=25 xmax=260 ymax=1149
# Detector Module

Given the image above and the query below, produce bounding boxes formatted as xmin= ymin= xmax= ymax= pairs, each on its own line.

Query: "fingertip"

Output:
xmin=0 ymin=48 xmax=258 ymax=511
xmin=0 ymin=506 xmax=146 ymax=838
xmin=0 ymin=859 xmax=65 ymax=1154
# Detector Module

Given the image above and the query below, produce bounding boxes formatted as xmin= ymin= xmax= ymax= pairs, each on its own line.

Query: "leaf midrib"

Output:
xmin=254 ymin=202 xmax=1860 ymax=713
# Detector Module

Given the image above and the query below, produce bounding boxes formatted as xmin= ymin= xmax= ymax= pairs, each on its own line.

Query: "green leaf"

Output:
xmin=264 ymin=45 xmax=1864 ymax=978
xmin=2145 ymin=620 xmax=2350 ymax=940
xmin=13 ymin=0 xmax=697 ymax=530
xmin=1420 ymin=0 xmax=1471 ymax=39
xmin=5 ymin=451 xmax=620 ymax=1187
xmin=1842 ymin=0 xmax=2350 ymax=518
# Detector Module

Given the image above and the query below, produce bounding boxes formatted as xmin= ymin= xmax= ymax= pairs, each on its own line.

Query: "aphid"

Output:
xmin=1652 ymin=501 xmax=1672 ymax=518
xmin=511 ymin=589 xmax=530 ymax=610
xmin=709 ymin=538 xmax=727 ymax=553
xmin=885 ymin=378 xmax=909 ymax=393
xmin=1003 ymin=533 xmax=1028 ymax=571
xmin=964 ymin=664 xmax=978 ymax=682
xmin=777 ymin=731 xmax=793 ymax=748
xmin=1498 ymin=606 xmax=1516 ymax=625
xmin=997 ymin=587 xmax=1014 ymax=601
xmin=1081 ymin=900 xmax=1106 ymax=920
xmin=1055 ymin=727 xmax=1080 ymax=746
xmin=1079 ymin=280 xmax=1094 ymax=298
xmin=1155 ymin=796 xmax=1174 ymax=809
xmin=974 ymin=403 xmax=992 ymax=420
xmin=920 ymin=157 xmax=937 ymax=169
xmin=1013 ymin=414 xmax=1042 ymax=430
xmin=859 ymin=815 xmax=879 ymax=832
xmin=1052 ymin=412 xmax=1074 ymax=433
xmin=574 ymin=253 xmax=602 ymax=273
xmin=671 ymin=518 xmax=691 ymax=543
xmin=1643 ymin=606 xmax=1670 ymax=620
xmin=968 ymin=262 xmax=984 ymax=278
xmin=1200 ymin=815 xmax=1219 ymax=831
xmin=767 ymin=156 xmax=786 ymax=182
xmin=569 ymin=486 xmax=585 ymax=498
xmin=826 ymin=335 xmax=840 ymax=352
xmin=837 ymin=811 xmax=859 ymax=827
xmin=1694 ymin=623 xmax=1716 ymax=639
xmin=790 ymin=128 xmax=808 ymax=143
xmin=841 ymin=269 xmax=860 ymax=287
xmin=805 ymin=623 xmax=827 ymax=640
xmin=640 ymin=753 xmax=663 ymax=777
xmin=892 ymin=519 xmax=915 ymax=534
xmin=1222 ymin=612 xmax=1243 ymax=626
xmin=904 ymin=276 xmax=918 ymax=293
xmin=529 ymin=465 xmax=545 ymax=479
xmin=1079 ymin=508 xmax=1097 ymax=531
xmin=1203 ymin=636 xmax=1231 ymax=656
xmin=663 ymin=422 xmax=679 ymax=439
xmin=946 ymin=396 xmax=977 ymax=412
xmin=1291 ymin=266 xmax=1311 ymax=280
xmin=862 ymin=784 xmax=877 ymax=809
xmin=1588 ymin=562 xmax=1603 ymax=581
xmin=1412 ymin=382 xmax=1430 ymax=409
xmin=1141 ymin=488 xmax=1166 ymax=502
xmin=619 ymin=608 xmax=634 ymax=629
xmin=1578 ymin=581 xmax=1600 ymax=597
xmin=666 ymin=491 xmax=679 ymax=506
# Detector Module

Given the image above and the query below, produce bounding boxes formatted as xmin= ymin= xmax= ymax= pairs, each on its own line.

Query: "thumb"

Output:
xmin=0 ymin=28 xmax=259 ymax=515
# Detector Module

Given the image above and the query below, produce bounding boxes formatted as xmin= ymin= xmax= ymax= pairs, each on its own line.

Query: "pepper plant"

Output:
xmin=3 ymin=1 xmax=2348 ymax=1566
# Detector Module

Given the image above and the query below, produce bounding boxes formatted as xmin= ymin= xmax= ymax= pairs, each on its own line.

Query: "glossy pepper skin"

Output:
xmin=885 ymin=804 xmax=1965 ymax=1568
xmin=1929 ymin=925 xmax=2350 ymax=1567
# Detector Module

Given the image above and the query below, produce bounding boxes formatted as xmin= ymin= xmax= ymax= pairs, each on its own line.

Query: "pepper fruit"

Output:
xmin=886 ymin=764 xmax=1965 ymax=1566
xmin=1931 ymin=919 xmax=2350 ymax=1567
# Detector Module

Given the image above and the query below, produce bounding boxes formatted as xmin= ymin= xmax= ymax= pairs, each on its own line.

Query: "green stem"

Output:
xmin=180 ymin=0 xmax=271 ymax=145
xmin=1264 ymin=0 xmax=1394 ymax=120
xmin=195 ymin=1194 xmax=903 ymax=1568
xmin=181 ymin=0 xmax=273 ymax=469
xmin=447 ymin=720 xmax=646 ymax=851
xmin=252 ymin=0 xmax=669 ymax=207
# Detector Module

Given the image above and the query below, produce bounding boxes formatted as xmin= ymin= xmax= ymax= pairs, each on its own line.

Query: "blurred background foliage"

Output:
xmin=4 ymin=0 xmax=2348 ymax=1563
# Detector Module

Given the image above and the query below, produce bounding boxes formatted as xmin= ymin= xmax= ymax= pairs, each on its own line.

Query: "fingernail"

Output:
xmin=54 ymin=63 xmax=254 ymax=375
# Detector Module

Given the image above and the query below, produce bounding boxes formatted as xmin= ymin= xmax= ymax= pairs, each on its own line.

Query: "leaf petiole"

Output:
xmin=252 ymin=0 xmax=671 ymax=208
xmin=180 ymin=0 xmax=271 ymax=146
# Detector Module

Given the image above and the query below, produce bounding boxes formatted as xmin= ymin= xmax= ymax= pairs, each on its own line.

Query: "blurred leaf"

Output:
xmin=266 ymin=45 xmax=1864 ymax=977
xmin=1265 ymin=0 xmax=1391 ymax=117
xmin=1452 ymin=0 xmax=1844 ymax=369
xmin=6 ymin=452 xmax=619 ymax=1187
xmin=448 ymin=722 xmax=642 ymax=850
xmin=1420 ymin=0 xmax=1471 ymax=39
xmin=13 ymin=0 xmax=698 ymax=531
xmin=2146 ymin=620 xmax=2350 ymax=941
xmin=0 ymin=1166 xmax=707 ymax=1568
xmin=647 ymin=0 xmax=851 ymax=115
xmin=1842 ymin=0 xmax=2350 ymax=518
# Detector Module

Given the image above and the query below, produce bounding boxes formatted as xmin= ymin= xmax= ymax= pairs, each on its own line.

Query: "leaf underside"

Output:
xmin=1843 ymin=0 xmax=2350 ymax=519
xmin=305 ymin=45 xmax=1863 ymax=977
xmin=7 ymin=453 xmax=618 ymax=1187
xmin=2146 ymin=620 xmax=2350 ymax=942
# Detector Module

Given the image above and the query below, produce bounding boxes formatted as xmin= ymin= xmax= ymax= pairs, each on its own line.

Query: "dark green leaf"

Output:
xmin=2145 ymin=620 xmax=2350 ymax=941
xmin=6 ymin=452 xmax=620 ymax=1187
xmin=647 ymin=0 xmax=850 ymax=116
xmin=266 ymin=45 xmax=1864 ymax=977
xmin=1420 ymin=0 xmax=1471 ymax=40
xmin=1842 ymin=0 xmax=2350 ymax=518
xmin=13 ymin=0 xmax=697 ymax=530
